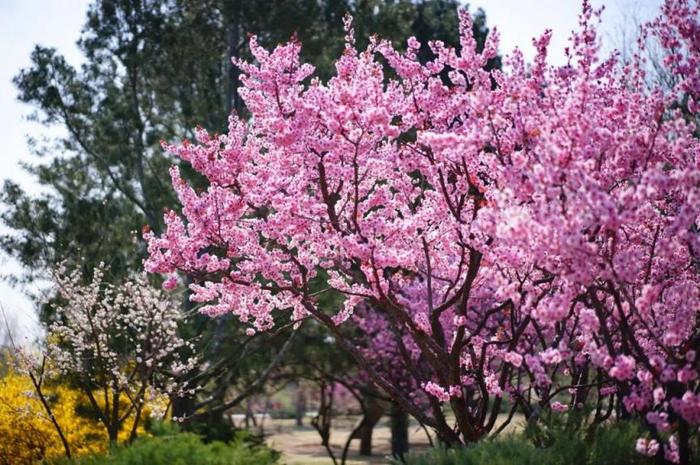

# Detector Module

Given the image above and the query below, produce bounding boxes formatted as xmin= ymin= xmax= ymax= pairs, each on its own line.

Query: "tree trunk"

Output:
xmin=224 ymin=0 xmax=241 ymax=116
xmin=172 ymin=390 xmax=196 ymax=422
xmin=679 ymin=419 xmax=690 ymax=465
xmin=390 ymin=401 xmax=409 ymax=461
xmin=244 ymin=398 xmax=257 ymax=429
xmin=359 ymin=396 xmax=385 ymax=456
xmin=174 ymin=275 xmax=198 ymax=423
xmin=258 ymin=395 xmax=271 ymax=436
xmin=295 ymin=383 xmax=306 ymax=427
xmin=311 ymin=382 xmax=338 ymax=465
xmin=108 ymin=424 xmax=119 ymax=444
xmin=29 ymin=371 xmax=72 ymax=458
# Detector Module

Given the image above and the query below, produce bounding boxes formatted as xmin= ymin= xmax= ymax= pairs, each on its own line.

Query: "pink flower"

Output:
xmin=677 ymin=366 xmax=698 ymax=383
xmin=162 ymin=275 xmax=179 ymax=290
xmin=540 ymin=348 xmax=563 ymax=365
xmin=670 ymin=391 xmax=700 ymax=423
xmin=600 ymin=386 xmax=617 ymax=396
xmin=407 ymin=36 xmax=421 ymax=50
xmin=665 ymin=435 xmax=680 ymax=464
xmin=423 ymin=382 xmax=450 ymax=402
xmin=551 ymin=401 xmax=569 ymax=413
xmin=653 ymin=388 xmax=665 ymax=405
xmin=578 ymin=308 xmax=599 ymax=331
xmin=635 ymin=438 xmax=660 ymax=457
xmin=646 ymin=411 xmax=670 ymax=432
xmin=610 ymin=355 xmax=636 ymax=381
xmin=449 ymin=385 xmax=463 ymax=398
xmin=504 ymin=351 xmax=523 ymax=368
xmin=485 ymin=374 xmax=503 ymax=397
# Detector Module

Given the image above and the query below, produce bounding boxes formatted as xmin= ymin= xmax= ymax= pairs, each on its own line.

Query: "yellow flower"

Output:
xmin=0 ymin=370 xmax=165 ymax=464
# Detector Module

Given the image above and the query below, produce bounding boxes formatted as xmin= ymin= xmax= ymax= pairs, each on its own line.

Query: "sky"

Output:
xmin=469 ymin=0 xmax=663 ymax=63
xmin=0 ymin=0 xmax=91 ymax=344
xmin=0 ymin=0 xmax=664 ymax=344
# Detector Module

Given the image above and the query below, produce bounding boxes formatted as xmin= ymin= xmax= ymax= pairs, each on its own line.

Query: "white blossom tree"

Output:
xmin=48 ymin=264 xmax=196 ymax=443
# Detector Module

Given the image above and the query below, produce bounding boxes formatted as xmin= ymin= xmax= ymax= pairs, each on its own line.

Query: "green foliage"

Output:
xmin=399 ymin=422 xmax=656 ymax=465
xmin=181 ymin=411 xmax=239 ymax=444
xmin=54 ymin=427 xmax=280 ymax=465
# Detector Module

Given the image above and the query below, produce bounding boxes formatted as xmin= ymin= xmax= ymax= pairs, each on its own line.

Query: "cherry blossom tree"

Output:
xmin=145 ymin=1 xmax=700 ymax=462
xmin=48 ymin=264 xmax=196 ymax=443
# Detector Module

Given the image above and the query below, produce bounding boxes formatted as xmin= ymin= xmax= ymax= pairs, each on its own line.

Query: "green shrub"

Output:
xmin=53 ymin=426 xmax=280 ymax=465
xmin=399 ymin=421 xmax=655 ymax=465
xmin=181 ymin=414 xmax=240 ymax=443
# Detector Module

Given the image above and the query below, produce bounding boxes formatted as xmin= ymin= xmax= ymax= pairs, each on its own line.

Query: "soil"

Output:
xmin=261 ymin=414 xmax=523 ymax=465
xmin=262 ymin=416 xmax=431 ymax=465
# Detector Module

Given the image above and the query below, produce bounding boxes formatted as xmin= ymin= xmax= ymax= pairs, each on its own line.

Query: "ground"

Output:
xmin=262 ymin=416 xmax=428 ymax=464
xmin=261 ymin=414 xmax=522 ymax=465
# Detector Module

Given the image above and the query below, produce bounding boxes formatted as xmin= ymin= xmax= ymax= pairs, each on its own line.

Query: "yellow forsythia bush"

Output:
xmin=0 ymin=359 xmax=169 ymax=465
xmin=0 ymin=371 xmax=105 ymax=465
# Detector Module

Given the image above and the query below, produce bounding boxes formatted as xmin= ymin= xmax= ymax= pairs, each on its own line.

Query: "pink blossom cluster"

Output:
xmin=423 ymin=382 xmax=451 ymax=402
xmin=145 ymin=0 xmax=700 ymax=458
xmin=637 ymin=438 xmax=661 ymax=457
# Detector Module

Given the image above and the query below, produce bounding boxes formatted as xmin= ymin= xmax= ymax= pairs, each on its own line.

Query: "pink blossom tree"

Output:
xmin=146 ymin=1 xmax=700 ymax=461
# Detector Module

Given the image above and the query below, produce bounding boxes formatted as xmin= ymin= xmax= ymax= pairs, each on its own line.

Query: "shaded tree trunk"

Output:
xmin=390 ymin=401 xmax=409 ymax=461
xmin=679 ymin=419 xmax=690 ymax=465
xmin=359 ymin=396 xmax=385 ymax=456
xmin=28 ymin=368 xmax=72 ymax=459
xmin=224 ymin=0 xmax=241 ymax=116
xmin=295 ymin=383 xmax=306 ymax=427
xmin=311 ymin=382 xmax=338 ymax=465
xmin=244 ymin=398 xmax=257 ymax=429
xmin=108 ymin=424 xmax=119 ymax=444
xmin=172 ymin=387 xmax=196 ymax=422
xmin=173 ymin=276 xmax=197 ymax=423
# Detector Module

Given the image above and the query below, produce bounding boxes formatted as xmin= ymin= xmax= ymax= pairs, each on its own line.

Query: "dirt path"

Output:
xmin=262 ymin=413 xmax=524 ymax=464
xmin=263 ymin=417 xmax=432 ymax=465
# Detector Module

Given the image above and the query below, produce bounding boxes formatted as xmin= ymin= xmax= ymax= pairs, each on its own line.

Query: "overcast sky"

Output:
xmin=0 ymin=0 xmax=663 ymax=344
xmin=1 ymin=0 xmax=90 ymax=344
